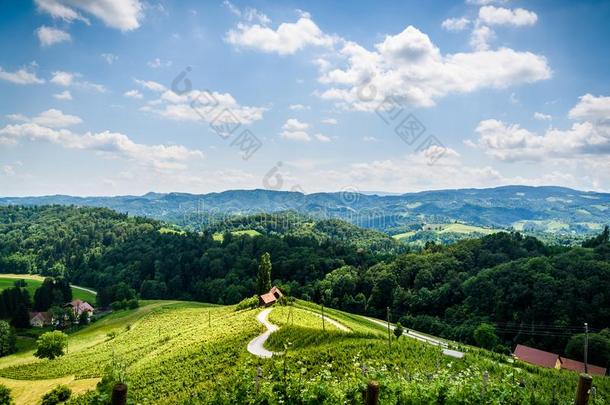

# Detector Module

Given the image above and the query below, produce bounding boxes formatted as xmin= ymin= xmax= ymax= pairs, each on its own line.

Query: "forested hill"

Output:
xmin=2 ymin=185 xmax=610 ymax=237
xmin=0 ymin=205 xmax=609 ymax=367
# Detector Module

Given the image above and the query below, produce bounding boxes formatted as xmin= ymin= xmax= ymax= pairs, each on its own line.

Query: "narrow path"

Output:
xmin=308 ymin=311 xmax=351 ymax=332
xmin=71 ymin=284 xmax=97 ymax=296
xmin=247 ymin=308 xmax=280 ymax=358
xmin=365 ymin=317 xmax=450 ymax=349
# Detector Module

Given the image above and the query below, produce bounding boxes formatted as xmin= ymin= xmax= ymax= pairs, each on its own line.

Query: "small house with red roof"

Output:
xmin=514 ymin=344 xmax=607 ymax=376
xmin=65 ymin=299 xmax=94 ymax=318
xmin=29 ymin=311 xmax=52 ymax=328
xmin=513 ymin=344 xmax=561 ymax=369
xmin=259 ymin=286 xmax=283 ymax=307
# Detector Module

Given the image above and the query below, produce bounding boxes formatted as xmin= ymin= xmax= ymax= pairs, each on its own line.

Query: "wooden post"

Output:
xmin=574 ymin=373 xmax=593 ymax=405
xmin=365 ymin=380 xmax=379 ymax=405
xmin=111 ymin=382 xmax=127 ymax=405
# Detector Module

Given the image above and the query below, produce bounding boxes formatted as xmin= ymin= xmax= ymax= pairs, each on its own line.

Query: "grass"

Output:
xmin=0 ymin=300 xmax=607 ymax=404
xmin=213 ymin=229 xmax=262 ymax=241
xmin=0 ymin=275 xmax=96 ymax=303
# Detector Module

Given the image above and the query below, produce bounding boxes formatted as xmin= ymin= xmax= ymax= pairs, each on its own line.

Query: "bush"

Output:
xmin=0 ymin=384 xmax=12 ymax=405
xmin=40 ymin=385 xmax=71 ymax=405
xmin=34 ymin=331 xmax=68 ymax=360
xmin=127 ymin=299 xmax=139 ymax=309
xmin=0 ymin=321 xmax=16 ymax=357
xmin=235 ymin=295 xmax=259 ymax=311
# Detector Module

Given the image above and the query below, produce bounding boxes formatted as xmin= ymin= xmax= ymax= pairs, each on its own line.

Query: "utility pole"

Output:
xmin=584 ymin=323 xmax=589 ymax=374
xmin=386 ymin=307 xmax=391 ymax=349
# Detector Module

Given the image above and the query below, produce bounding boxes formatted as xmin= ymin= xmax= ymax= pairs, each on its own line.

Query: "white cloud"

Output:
xmin=281 ymin=130 xmax=311 ymax=142
xmin=51 ymin=71 xmax=105 ymax=92
xmin=318 ymin=25 xmax=551 ymax=110
xmin=314 ymin=133 xmax=331 ymax=142
xmin=322 ymin=118 xmax=338 ymax=125
xmin=478 ymin=6 xmax=538 ymax=27
xmin=226 ymin=14 xmax=335 ymax=55
xmin=2 ymin=165 xmax=16 ymax=176
xmin=50 ymin=71 xmax=74 ymax=86
xmin=288 ymin=104 xmax=310 ymax=111
xmin=34 ymin=0 xmax=143 ymax=31
xmin=146 ymin=89 xmax=267 ymax=125
xmin=469 ymin=94 xmax=610 ymax=162
xmin=282 ymin=118 xmax=309 ymax=131
xmin=441 ymin=17 xmax=470 ymax=32
xmin=533 ymin=112 xmax=552 ymax=121
xmin=134 ymin=79 xmax=167 ymax=92
xmin=53 ymin=90 xmax=73 ymax=100
xmin=363 ymin=136 xmax=378 ymax=142
xmin=147 ymin=58 xmax=173 ymax=69
xmin=0 ymin=66 xmax=45 ymax=85
xmin=0 ymin=123 xmax=203 ymax=172
xmin=223 ymin=0 xmax=271 ymax=25
xmin=8 ymin=109 xmax=82 ymax=128
xmin=35 ymin=26 xmax=71 ymax=46
xmin=124 ymin=89 xmax=143 ymax=99
xmin=568 ymin=94 xmax=610 ymax=122
xmin=101 ymin=53 xmax=118 ymax=64
xmin=469 ymin=25 xmax=494 ymax=51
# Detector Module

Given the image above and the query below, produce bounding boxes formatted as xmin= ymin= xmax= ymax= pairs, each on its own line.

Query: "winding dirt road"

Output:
xmin=247 ymin=308 xmax=280 ymax=358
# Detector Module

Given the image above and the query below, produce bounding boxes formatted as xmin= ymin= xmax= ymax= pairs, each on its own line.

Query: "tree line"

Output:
xmin=0 ymin=205 xmax=608 ymax=367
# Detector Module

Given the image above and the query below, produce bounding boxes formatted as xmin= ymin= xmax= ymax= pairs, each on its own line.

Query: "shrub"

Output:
xmin=0 ymin=384 xmax=12 ymax=405
xmin=34 ymin=331 xmax=68 ymax=360
xmin=127 ymin=299 xmax=139 ymax=309
xmin=235 ymin=295 xmax=259 ymax=311
xmin=40 ymin=385 xmax=71 ymax=405
xmin=0 ymin=321 xmax=16 ymax=357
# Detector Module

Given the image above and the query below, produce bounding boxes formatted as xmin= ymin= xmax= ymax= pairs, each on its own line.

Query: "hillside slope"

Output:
xmin=0 ymin=300 xmax=607 ymax=404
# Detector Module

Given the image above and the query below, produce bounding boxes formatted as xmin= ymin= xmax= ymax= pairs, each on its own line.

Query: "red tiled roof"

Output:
xmin=560 ymin=357 xmax=607 ymax=376
xmin=513 ymin=344 xmax=560 ymax=368
xmin=259 ymin=292 xmax=277 ymax=305
xmin=29 ymin=311 xmax=52 ymax=323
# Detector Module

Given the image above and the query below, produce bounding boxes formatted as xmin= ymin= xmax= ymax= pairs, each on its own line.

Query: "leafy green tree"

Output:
xmin=34 ymin=331 xmax=68 ymax=360
xmin=565 ymin=332 xmax=610 ymax=369
xmin=0 ymin=384 xmax=12 ymax=405
xmin=582 ymin=225 xmax=609 ymax=248
xmin=0 ymin=321 xmax=16 ymax=357
xmin=474 ymin=323 xmax=499 ymax=350
xmin=394 ymin=322 xmax=404 ymax=339
xmin=40 ymin=385 xmax=71 ymax=405
xmin=11 ymin=304 xmax=30 ymax=329
xmin=256 ymin=252 xmax=272 ymax=295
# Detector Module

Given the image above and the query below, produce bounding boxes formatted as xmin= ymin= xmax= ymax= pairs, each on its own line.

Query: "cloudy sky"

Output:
xmin=1 ymin=0 xmax=610 ymax=196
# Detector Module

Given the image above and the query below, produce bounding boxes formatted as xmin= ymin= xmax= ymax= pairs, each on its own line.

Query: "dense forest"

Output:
xmin=0 ymin=205 xmax=609 ymax=368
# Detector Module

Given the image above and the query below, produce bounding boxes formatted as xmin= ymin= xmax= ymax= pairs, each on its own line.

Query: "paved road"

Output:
xmin=247 ymin=308 xmax=280 ymax=358
xmin=365 ymin=317 xmax=450 ymax=349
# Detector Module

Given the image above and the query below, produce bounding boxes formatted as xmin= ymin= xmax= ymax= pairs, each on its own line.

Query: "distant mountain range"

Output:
xmin=1 ymin=185 xmax=609 ymax=236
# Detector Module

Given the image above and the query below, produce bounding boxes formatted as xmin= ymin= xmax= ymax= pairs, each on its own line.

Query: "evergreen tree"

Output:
xmin=256 ymin=252 xmax=272 ymax=295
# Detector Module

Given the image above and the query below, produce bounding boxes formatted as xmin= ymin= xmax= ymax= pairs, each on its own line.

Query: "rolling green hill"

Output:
xmin=0 ymin=300 xmax=607 ymax=404
xmin=0 ymin=274 xmax=96 ymax=303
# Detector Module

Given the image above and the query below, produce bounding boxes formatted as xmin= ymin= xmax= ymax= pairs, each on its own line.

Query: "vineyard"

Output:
xmin=0 ymin=300 xmax=608 ymax=404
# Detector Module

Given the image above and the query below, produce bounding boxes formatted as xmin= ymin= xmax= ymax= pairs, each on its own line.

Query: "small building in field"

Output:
xmin=514 ymin=344 xmax=607 ymax=376
xmin=65 ymin=299 xmax=94 ymax=318
xmin=259 ymin=286 xmax=283 ymax=307
xmin=29 ymin=311 xmax=52 ymax=328
xmin=559 ymin=356 xmax=607 ymax=376
xmin=513 ymin=344 xmax=561 ymax=369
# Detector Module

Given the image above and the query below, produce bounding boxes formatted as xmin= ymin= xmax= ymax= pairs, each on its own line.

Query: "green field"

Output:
xmin=0 ymin=300 xmax=607 ymax=404
xmin=0 ymin=274 xmax=96 ymax=303
xmin=212 ymin=229 xmax=262 ymax=241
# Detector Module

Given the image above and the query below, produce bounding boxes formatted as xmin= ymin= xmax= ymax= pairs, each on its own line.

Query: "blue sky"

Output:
xmin=1 ymin=0 xmax=610 ymax=196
